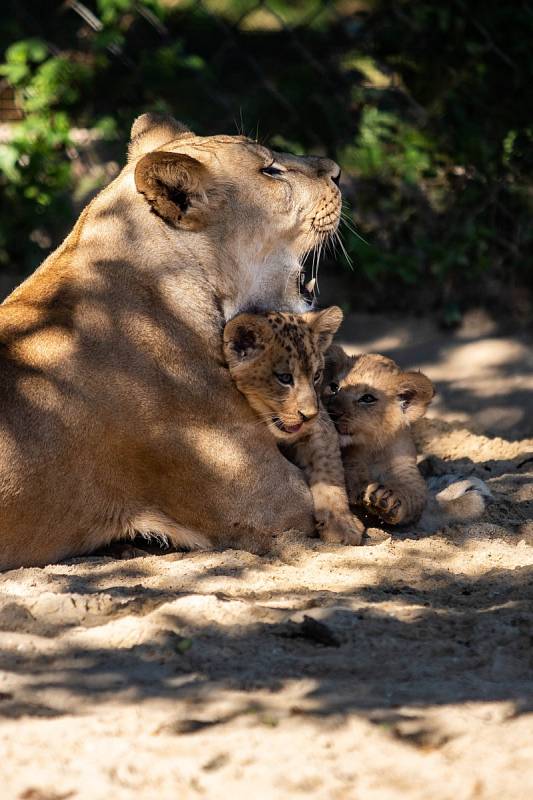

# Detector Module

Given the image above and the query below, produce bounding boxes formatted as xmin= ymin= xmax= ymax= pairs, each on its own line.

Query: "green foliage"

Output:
xmin=0 ymin=0 xmax=531 ymax=311
xmin=98 ymin=0 xmax=162 ymax=24
xmin=0 ymin=27 xmax=110 ymax=273
xmin=343 ymin=108 xmax=434 ymax=184
xmin=335 ymin=0 xmax=533 ymax=309
xmin=0 ymin=35 xmax=79 ymax=269
xmin=0 ymin=38 xmax=48 ymax=83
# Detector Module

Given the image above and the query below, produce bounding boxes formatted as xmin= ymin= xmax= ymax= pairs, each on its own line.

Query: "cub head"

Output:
xmin=322 ymin=345 xmax=435 ymax=450
xmin=223 ymin=306 xmax=343 ymax=441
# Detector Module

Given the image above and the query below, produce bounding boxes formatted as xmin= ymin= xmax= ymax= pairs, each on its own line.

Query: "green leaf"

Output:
xmin=175 ymin=638 xmax=193 ymax=654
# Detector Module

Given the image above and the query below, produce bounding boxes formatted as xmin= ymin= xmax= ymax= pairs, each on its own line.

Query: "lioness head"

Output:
xmin=123 ymin=113 xmax=342 ymax=315
xmin=322 ymin=346 xmax=435 ymax=450
xmin=223 ymin=306 xmax=343 ymax=440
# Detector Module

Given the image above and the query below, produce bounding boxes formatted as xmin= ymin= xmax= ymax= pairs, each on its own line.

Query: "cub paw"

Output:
xmin=363 ymin=483 xmax=405 ymax=525
xmin=317 ymin=512 xmax=365 ymax=546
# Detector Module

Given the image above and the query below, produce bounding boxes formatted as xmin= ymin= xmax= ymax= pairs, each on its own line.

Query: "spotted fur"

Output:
xmin=223 ymin=308 xmax=365 ymax=546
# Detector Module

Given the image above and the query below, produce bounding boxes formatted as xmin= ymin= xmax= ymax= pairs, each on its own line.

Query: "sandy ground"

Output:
xmin=338 ymin=308 xmax=533 ymax=441
xmin=1 ymin=316 xmax=532 ymax=800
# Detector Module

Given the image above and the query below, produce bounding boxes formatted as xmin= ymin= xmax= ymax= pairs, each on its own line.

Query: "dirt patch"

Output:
xmin=0 ymin=419 xmax=532 ymax=799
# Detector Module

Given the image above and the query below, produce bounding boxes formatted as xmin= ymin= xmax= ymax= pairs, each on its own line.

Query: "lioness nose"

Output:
xmin=316 ymin=158 xmax=341 ymax=183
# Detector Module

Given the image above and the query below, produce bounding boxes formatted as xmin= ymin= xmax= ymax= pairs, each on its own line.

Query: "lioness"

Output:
xmin=223 ymin=307 xmax=365 ymax=546
xmin=0 ymin=113 xmax=343 ymax=569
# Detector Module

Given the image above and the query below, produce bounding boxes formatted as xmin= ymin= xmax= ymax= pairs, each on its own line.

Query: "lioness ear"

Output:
xmin=128 ymin=113 xmax=191 ymax=161
xmin=396 ymin=371 xmax=435 ymax=423
xmin=134 ymin=151 xmax=210 ymax=230
xmin=223 ymin=315 xmax=273 ymax=367
xmin=304 ymin=306 xmax=343 ymax=352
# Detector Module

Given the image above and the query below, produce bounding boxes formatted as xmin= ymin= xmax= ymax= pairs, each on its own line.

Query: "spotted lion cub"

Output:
xmin=223 ymin=308 xmax=365 ymax=546
xmin=322 ymin=346 xmax=435 ymax=526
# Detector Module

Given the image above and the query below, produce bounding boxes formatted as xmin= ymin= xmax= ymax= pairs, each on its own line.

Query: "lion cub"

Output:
xmin=322 ymin=346 xmax=435 ymax=525
xmin=223 ymin=308 xmax=365 ymax=546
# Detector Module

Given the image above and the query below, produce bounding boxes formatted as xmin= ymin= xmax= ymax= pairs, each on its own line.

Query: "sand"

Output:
xmin=1 ymin=416 xmax=532 ymax=800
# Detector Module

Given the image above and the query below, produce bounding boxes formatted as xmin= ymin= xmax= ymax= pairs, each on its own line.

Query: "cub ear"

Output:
xmin=134 ymin=151 xmax=211 ymax=230
xmin=396 ymin=371 xmax=435 ymax=423
xmin=304 ymin=305 xmax=343 ymax=352
xmin=324 ymin=343 xmax=352 ymax=382
xmin=128 ymin=113 xmax=191 ymax=161
xmin=223 ymin=315 xmax=273 ymax=368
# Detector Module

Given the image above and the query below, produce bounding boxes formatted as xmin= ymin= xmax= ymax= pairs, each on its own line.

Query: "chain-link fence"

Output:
xmin=3 ymin=1 xmax=358 ymax=148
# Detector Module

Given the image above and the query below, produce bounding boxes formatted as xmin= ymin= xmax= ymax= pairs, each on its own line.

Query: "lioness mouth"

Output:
xmin=272 ymin=417 xmax=303 ymax=435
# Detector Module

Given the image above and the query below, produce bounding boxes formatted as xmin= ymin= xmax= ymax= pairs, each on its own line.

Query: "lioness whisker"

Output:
xmin=339 ymin=212 xmax=369 ymax=246
xmin=334 ymin=230 xmax=354 ymax=270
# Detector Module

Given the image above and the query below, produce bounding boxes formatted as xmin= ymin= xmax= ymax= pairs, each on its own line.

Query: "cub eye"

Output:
xmin=261 ymin=164 xmax=284 ymax=177
xmin=313 ymin=370 xmax=322 ymax=384
xmin=358 ymin=393 xmax=377 ymax=404
xmin=275 ymin=372 xmax=293 ymax=386
xmin=328 ymin=382 xmax=339 ymax=395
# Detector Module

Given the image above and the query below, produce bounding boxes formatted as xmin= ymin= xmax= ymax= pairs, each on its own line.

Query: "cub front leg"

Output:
xmin=292 ymin=409 xmax=365 ymax=546
xmin=337 ymin=444 xmax=371 ymax=509
xmin=345 ymin=438 xmax=427 ymax=526
xmin=314 ymin=507 xmax=365 ymax=546
xmin=362 ymin=476 xmax=426 ymax=526
xmin=363 ymin=483 xmax=408 ymax=525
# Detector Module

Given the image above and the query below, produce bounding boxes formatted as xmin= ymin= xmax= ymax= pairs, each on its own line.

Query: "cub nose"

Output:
xmin=328 ymin=410 xmax=342 ymax=421
xmin=299 ymin=408 xmax=318 ymax=423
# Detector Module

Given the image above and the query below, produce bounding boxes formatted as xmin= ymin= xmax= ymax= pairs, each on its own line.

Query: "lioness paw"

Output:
xmin=317 ymin=512 xmax=365 ymax=546
xmin=363 ymin=483 xmax=405 ymax=525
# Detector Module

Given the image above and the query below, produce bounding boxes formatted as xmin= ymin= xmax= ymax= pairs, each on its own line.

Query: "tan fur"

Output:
xmin=419 ymin=476 xmax=490 ymax=532
xmin=322 ymin=346 xmax=434 ymax=525
xmin=0 ymin=112 xmax=343 ymax=569
xmin=223 ymin=309 xmax=364 ymax=545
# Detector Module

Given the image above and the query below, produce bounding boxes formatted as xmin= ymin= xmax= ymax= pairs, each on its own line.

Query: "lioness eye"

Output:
xmin=275 ymin=372 xmax=293 ymax=385
xmin=358 ymin=393 xmax=377 ymax=404
xmin=313 ymin=370 xmax=322 ymax=383
xmin=261 ymin=164 xmax=284 ymax=177
xmin=329 ymin=382 xmax=339 ymax=395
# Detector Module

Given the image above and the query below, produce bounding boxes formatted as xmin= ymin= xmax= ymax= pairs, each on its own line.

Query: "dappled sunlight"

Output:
xmin=1 ymin=423 xmax=532 ymax=794
xmin=338 ymin=310 xmax=533 ymax=441
xmin=428 ymin=338 xmax=531 ymax=379
xmin=0 ymin=0 xmax=531 ymax=794
xmin=1 ymin=248 xmax=532 ymax=800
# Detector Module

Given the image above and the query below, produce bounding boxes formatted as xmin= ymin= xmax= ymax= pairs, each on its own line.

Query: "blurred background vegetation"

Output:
xmin=0 ymin=0 xmax=531 ymax=322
